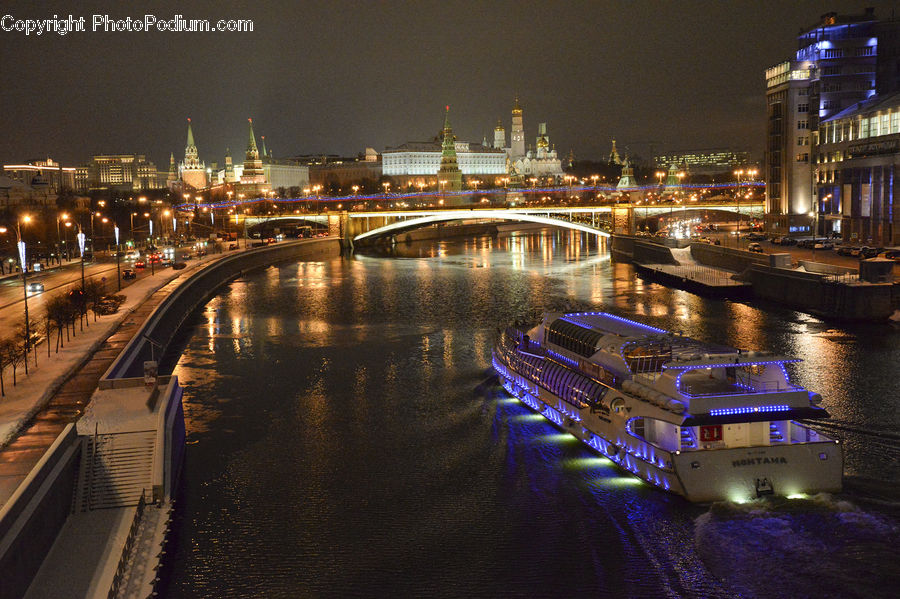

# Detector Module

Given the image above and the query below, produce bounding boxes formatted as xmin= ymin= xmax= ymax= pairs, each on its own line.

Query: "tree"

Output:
xmin=1 ymin=337 xmax=24 ymax=387
xmin=83 ymin=279 xmax=105 ymax=322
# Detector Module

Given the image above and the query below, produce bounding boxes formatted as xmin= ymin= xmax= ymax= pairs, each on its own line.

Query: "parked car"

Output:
xmin=780 ymin=237 xmax=798 ymax=246
xmin=122 ymin=269 xmax=136 ymax=280
xmin=836 ymin=245 xmax=857 ymax=256
xmin=26 ymin=281 xmax=44 ymax=293
xmin=228 ymin=243 xmax=239 ymax=250
xmin=859 ymin=246 xmax=882 ymax=259
xmin=747 ymin=242 xmax=764 ymax=253
xmin=172 ymin=262 xmax=187 ymax=270
xmin=746 ymin=232 xmax=767 ymax=241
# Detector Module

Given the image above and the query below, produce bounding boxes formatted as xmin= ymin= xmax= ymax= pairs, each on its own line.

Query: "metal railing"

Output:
xmin=107 ymin=490 xmax=146 ymax=599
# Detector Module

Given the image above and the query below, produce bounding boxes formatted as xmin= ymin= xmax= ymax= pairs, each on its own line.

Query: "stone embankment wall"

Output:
xmin=610 ymin=235 xmax=678 ymax=265
xmin=0 ymin=425 xmax=80 ymax=599
xmin=103 ymin=238 xmax=340 ymax=381
xmin=612 ymin=234 xmax=897 ymax=320
xmin=749 ymin=265 xmax=895 ymax=320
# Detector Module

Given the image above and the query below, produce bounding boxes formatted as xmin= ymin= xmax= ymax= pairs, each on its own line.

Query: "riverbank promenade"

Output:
xmin=0 ymin=252 xmax=225 ymax=507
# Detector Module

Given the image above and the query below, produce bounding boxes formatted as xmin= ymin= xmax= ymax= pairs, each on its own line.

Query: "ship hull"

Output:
xmin=493 ymin=352 xmax=843 ymax=503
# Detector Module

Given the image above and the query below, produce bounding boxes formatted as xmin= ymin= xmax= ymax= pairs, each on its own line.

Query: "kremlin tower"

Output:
xmin=224 ymin=148 xmax=236 ymax=183
xmin=241 ymin=118 xmax=266 ymax=184
xmin=437 ymin=106 xmax=462 ymax=192
xmin=179 ymin=118 xmax=207 ymax=190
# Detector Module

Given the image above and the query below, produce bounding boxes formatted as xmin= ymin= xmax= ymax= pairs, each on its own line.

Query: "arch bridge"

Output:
xmin=234 ymin=201 xmax=764 ymax=245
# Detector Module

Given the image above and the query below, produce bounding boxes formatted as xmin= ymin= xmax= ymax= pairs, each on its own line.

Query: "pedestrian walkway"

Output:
xmin=0 ymin=254 xmax=221 ymax=506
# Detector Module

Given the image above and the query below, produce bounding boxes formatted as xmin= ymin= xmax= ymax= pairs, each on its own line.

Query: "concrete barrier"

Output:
xmin=798 ymin=260 xmax=857 ymax=275
xmin=689 ymin=242 xmax=770 ymax=272
xmin=631 ymin=239 xmax=678 ymax=265
xmin=102 ymin=238 xmax=339 ymax=381
xmin=0 ymin=424 xmax=80 ymax=599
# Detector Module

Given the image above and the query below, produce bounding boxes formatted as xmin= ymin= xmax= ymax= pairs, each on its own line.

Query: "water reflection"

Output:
xmin=164 ymin=229 xmax=900 ymax=599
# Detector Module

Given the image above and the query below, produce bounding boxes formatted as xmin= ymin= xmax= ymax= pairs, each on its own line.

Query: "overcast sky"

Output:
xmin=1 ymin=0 xmax=897 ymax=168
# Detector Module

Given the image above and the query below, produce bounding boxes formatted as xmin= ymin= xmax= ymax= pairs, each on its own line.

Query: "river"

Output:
xmin=160 ymin=229 xmax=900 ymax=598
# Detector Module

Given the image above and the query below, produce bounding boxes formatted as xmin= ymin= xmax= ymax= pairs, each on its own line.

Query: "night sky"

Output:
xmin=2 ymin=0 xmax=898 ymax=168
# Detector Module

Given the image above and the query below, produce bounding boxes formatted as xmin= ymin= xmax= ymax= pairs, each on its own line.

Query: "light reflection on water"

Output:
xmin=163 ymin=229 xmax=900 ymax=599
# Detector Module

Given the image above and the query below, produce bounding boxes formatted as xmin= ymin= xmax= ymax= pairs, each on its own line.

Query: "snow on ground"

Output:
xmin=0 ymin=255 xmax=218 ymax=448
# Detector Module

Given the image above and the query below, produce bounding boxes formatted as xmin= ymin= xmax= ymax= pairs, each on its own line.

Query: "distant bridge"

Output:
xmin=238 ymin=201 xmax=764 ymax=244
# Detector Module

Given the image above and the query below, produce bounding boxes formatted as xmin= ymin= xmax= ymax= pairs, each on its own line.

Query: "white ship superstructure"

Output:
xmin=491 ymin=312 xmax=842 ymax=502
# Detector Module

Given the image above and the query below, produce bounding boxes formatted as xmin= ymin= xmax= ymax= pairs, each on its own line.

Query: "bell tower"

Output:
xmin=510 ymin=97 xmax=525 ymax=159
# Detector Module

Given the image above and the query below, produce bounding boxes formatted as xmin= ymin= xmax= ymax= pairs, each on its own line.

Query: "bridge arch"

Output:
xmin=352 ymin=210 xmax=611 ymax=242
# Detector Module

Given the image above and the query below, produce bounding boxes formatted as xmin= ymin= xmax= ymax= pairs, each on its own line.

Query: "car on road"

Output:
xmin=135 ymin=259 xmax=146 ymax=268
xmin=746 ymin=233 xmax=767 ymax=241
xmin=747 ymin=242 xmax=764 ymax=253
xmin=122 ymin=269 xmax=136 ymax=280
xmin=26 ymin=281 xmax=45 ymax=293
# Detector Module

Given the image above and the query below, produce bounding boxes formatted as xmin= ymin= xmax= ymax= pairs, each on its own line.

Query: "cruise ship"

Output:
xmin=491 ymin=312 xmax=843 ymax=502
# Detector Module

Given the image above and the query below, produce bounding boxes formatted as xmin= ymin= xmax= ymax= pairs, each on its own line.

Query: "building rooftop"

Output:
xmin=384 ymin=140 xmax=504 ymax=154
xmin=824 ymin=89 xmax=900 ymax=122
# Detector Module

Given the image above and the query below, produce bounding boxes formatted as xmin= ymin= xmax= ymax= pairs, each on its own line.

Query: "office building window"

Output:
xmin=798 ymin=120 xmax=808 ymax=130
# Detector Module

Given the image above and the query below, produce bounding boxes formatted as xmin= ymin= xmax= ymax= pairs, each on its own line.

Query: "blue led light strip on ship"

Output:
xmin=708 ymin=405 xmax=790 ymax=416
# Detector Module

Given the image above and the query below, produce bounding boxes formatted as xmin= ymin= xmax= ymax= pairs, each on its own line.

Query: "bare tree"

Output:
xmin=1 ymin=338 xmax=24 ymax=387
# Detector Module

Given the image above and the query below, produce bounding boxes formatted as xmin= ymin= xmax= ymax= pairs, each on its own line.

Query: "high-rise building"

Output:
xmin=765 ymin=8 xmax=900 ymax=234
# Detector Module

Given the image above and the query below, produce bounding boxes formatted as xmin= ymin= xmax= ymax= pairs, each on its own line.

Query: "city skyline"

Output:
xmin=2 ymin=0 xmax=899 ymax=168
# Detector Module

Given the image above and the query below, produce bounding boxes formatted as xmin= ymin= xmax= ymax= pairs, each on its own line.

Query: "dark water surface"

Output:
xmin=162 ymin=231 xmax=900 ymax=598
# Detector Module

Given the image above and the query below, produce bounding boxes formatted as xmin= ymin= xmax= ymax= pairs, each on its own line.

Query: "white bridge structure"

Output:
xmin=239 ymin=201 xmax=765 ymax=245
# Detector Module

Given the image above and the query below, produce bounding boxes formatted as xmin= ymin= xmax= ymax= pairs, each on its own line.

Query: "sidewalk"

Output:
xmin=0 ymin=253 xmax=223 ymax=505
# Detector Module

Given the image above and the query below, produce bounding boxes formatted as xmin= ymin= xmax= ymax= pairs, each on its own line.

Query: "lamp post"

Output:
xmin=63 ymin=221 xmax=73 ymax=263
xmin=114 ymin=225 xmax=121 ymax=290
xmin=77 ymin=224 xmax=86 ymax=292
xmin=16 ymin=215 xmax=32 ymax=373
xmin=734 ymin=169 xmax=744 ymax=247
xmin=55 ymin=212 xmax=65 ymax=264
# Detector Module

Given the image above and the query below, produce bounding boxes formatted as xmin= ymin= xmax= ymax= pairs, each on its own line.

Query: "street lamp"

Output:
xmin=114 ymin=225 xmax=121 ymax=290
xmin=55 ymin=212 xmax=67 ymax=264
xmin=77 ymin=223 xmax=86 ymax=292
xmin=17 ymin=215 xmax=33 ymax=372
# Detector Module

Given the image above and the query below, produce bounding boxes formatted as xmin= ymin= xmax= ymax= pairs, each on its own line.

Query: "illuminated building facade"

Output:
xmin=3 ymin=158 xmax=76 ymax=191
xmin=765 ymin=8 xmax=899 ymax=234
xmin=653 ymin=149 xmax=751 ymax=176
xmin=82 ymin=154 xmax=163 ymax=191
xmin=815 ymin=90 xmax=900 ymax=244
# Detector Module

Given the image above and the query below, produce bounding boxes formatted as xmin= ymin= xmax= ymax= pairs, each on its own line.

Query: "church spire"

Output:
xmin=260 ymin=135 xmax=268 ymax=160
